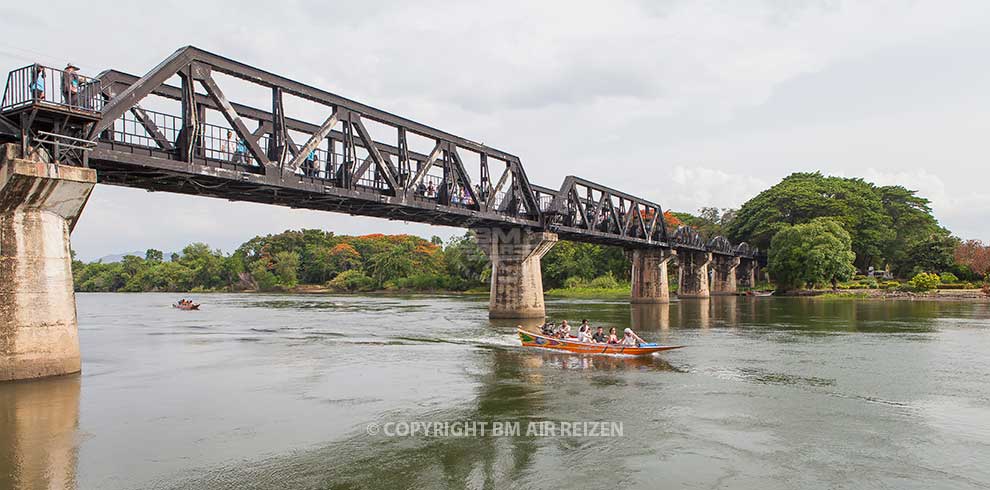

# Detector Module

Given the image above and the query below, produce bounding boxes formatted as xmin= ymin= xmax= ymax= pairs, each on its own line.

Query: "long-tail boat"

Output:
xmin=517 ymin=328 xmax=683 ymax=356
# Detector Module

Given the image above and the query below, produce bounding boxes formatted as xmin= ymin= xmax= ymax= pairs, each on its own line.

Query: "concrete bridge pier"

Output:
xmin=711 ymin=255 xmax=740 ymax=295
xmin=737 ymin=258 xmax=757 ymax=289
xmin=677 ymin=250 xmax=712 ymax=298
xmin=480 ymin=228 xmax=558 ymax=319
xmin=629 ymin=248 xmax=674 ymax=303
xmin=0 ymin=145 xmax=95 ymax=382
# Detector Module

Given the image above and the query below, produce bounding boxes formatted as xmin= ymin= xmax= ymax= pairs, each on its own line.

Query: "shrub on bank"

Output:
xmin=937 ymin=282 xmax=977 ymax=290
xmin=385 ymin=273 xmax=475 ymax=291
xmin=907 ymin=272 xmax=941 ymax=291
xmin=939 ymin=272 xmax=960 ymax=284
xmin=589 ymin=272 xmax=620 ymax=289
xmin=564 ymin=276 xmax=589 ymax=289
xmin=326 ymin=270 xmax=375 ymax=292
xmin=560 ymin=273 xmax=621 ymax=290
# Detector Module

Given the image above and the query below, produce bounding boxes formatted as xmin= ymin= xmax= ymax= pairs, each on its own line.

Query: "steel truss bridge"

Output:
xmin=0 ymin=46 xmax=756 ymax=259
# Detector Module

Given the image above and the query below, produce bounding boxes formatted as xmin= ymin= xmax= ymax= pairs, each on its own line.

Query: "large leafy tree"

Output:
xmin=877 ymin=185 xmax=951 ymax=276
xmin=768 ymin=219 xmax=857 ymax=291
xmin=903 ymin=233 xmax=958 ymax=276
xmin=727 ymin=172 xmax=947 ymax=273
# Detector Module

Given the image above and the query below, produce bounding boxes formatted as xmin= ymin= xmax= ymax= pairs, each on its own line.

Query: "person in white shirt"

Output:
xmin=621 ymin=328 xmax=645 ymax=346
xmin=577 ymin=325 xmax=592 ymax=343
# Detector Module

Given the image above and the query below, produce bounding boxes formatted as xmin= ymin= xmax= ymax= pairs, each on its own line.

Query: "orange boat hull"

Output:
xmin=517 ymin=329 xmax=683 ymax=356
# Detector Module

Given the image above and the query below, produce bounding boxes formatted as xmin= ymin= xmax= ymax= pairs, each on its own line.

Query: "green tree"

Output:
xmin=768 ymin=219 xmax=857 ymax=291
xmin=145 ymin=249 xmax=164 ymax=263
xmin=902 ymin=232 xmax=958 ymax=276
xmin=443 ymin=232 xmax=489 ymax=287
xmin=727 ymin=172 xmax=893 ymax=270
xmin=273 ymin=251 xmax=300 ymax=287
xmin=250 ymin=261 xmax=279 ymax=291
xmin=177 ymin=243 xmax=227 ymax=290
xmin=367 ymin=243 xmax=415 ymax=287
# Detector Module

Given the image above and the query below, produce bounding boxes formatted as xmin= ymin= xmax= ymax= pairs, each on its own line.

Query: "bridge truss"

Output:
xmin=0 ymin=46 xmax=757 ymax=258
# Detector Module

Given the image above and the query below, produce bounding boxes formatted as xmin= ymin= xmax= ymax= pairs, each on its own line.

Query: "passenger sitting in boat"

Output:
xmin=621 ymin=328 xmax=646 ymax=346
xmin=580 ymin=319 xmax=590 ymax=331
xmin=591 ymin=326 xmax=606 ymax=343
xmin=576 ymin=325 xmax=593 ymax=343
xmin=606 ymin=327 xmax=620 ymax=344
xmin=556 ymin=320 xmax=571 ymax=339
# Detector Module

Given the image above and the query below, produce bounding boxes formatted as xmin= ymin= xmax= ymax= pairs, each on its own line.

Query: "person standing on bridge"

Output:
xmin=29 ymin=65 xmax=46 ymax=101
xmin=61 ymin=62 xmax=80 ymax=107
xmin=233 ymin=137 xmax=248 ymax=164
xmin=303 ymin=149 xmax=317 ymax=177
xmin=221 ymin=130 xmax=236 ymax=160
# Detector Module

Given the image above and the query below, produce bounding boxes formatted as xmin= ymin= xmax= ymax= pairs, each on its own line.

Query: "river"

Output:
xmin=1 ymin=293 xmax=988 ymax=489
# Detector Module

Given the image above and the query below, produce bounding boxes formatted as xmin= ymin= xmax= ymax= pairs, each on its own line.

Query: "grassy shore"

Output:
xmin=544 ymin=286 xmax=632 ymax=300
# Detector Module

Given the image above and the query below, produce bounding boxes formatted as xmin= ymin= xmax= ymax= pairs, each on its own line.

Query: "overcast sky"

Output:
xmin=2 ymin=1 xmax=988 ymax=260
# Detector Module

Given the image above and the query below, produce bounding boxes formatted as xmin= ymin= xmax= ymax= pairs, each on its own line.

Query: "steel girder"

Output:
xmin=545 ymin=176 xmax=667 ymax=244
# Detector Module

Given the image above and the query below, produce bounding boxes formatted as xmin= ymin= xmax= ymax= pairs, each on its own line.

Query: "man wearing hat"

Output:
xmin=61 ymin=62 xmax=80 ymax=107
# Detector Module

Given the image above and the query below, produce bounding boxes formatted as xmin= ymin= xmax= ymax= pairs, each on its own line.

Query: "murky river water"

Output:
xmin=1 ymin=293 xmax=989 ymax=489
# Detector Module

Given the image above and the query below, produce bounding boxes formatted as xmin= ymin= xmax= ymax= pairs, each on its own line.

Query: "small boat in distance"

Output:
xmin=517 ymin=328 xmax=683 ymax=356
xmin=173 ymin=302 xmax=200 ymax=310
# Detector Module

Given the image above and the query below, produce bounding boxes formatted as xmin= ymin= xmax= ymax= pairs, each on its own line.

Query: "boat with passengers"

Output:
xmin=517 ymin=327 xmax=683 ymax=356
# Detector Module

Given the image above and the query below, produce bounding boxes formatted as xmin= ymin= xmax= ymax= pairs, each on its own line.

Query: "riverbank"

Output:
xmin=796 ymin=288 xmax=990 ymax=302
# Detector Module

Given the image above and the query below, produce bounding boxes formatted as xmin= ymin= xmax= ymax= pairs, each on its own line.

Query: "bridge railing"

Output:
xmin=1 ymin=64 xmax=104 ymax=113
xmin=109 ymin=106 xmax=180 ymax=150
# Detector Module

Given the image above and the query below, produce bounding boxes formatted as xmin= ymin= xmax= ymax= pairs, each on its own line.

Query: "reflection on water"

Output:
xmin=0 ymin=375 xmax=79 ymax=490
xmin=0 ymin=294 xmax=988 ymax=489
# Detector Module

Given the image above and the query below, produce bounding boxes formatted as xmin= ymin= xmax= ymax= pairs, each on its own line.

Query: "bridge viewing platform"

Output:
xmin=0 ymin=47 xmax=761 ymax=381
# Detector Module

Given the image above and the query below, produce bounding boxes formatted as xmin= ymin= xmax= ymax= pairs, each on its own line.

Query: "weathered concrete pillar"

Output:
xmin=1 ymin=145 xmax=95 ymax=382
xmin=677 ymin=250 xmax=712 ymax=298
xmin=480 ymin=228 xmax=557 ymax=319
xmin=711 ymin=255 xmax=740 ymax=295
xmin=629 ymin=248 xmax=674 ymax=303
xmin=737 ymin=258 xmax=757 ymax=289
